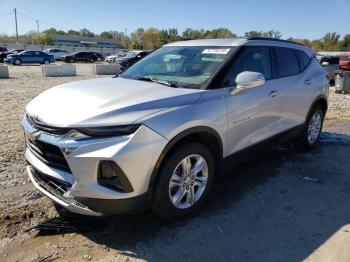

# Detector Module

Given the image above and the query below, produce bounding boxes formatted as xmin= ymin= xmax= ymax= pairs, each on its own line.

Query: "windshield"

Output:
xmin=340 ymin=56 xmax=350 ymax=62
xmin=120 ymin=46 xmax=234 ymax=89
xmin=124 ymin=51 xmax=139 ymax=58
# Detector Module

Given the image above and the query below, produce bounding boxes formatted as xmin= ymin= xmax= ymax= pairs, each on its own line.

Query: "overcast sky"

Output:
xmin=0 ymin=0 xmax=349 ymax=39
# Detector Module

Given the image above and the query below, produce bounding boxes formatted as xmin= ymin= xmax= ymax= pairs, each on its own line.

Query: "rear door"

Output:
xmin=75 ymin=52 xmax=84 ymax=62
xmin=20 ymin=51 xmax=34 ymax=63
xmin=270 ymin=47 xmax=313 ymax=127
xmin=33 ymin=51 xmax=44 ymax=63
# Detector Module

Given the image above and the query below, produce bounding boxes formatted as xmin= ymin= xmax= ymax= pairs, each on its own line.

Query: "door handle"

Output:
xmin=269 ymin=90 xmax=279 ymax=97
xmin=304 ymin=79 xmax=312 ymax=85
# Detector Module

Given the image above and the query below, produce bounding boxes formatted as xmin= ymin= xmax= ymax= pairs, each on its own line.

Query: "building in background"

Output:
xmin=52 ymin=35 xmax=119 ymax=48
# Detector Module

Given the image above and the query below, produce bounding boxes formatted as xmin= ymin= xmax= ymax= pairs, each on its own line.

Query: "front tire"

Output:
xmin=14 ymin=59 xmax=21 ymax=65
xmin=152 ymin=143 xmax=215 ymax=220
xmin=297 ymin=105 xmax=324 ymax=149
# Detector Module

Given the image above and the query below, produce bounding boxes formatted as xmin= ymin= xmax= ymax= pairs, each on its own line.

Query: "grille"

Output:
xmin=31 ymin=166 xmax=71 ymax=198
xmin=30 ymin=166 xmax=88 ymax=209
xmin=26 ymin=139 xmax=71 ymax=172
xmin=27 ymin=115 xmax=70 ymax=135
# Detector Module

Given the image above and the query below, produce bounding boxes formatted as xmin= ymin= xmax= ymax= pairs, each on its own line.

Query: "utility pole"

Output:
xmin=36 ymin=20 xmax=40 ymax=38
xmin=13 ymin=8 xmax=19 ymax=43
xmin=36 ymin=20 xmax=39 ymax=35
xmin=124 ymin=28 xmax=127 ymax=48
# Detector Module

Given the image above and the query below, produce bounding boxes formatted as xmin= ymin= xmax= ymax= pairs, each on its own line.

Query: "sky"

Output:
xmin=0 ymin=0 xmax=349 ymax=40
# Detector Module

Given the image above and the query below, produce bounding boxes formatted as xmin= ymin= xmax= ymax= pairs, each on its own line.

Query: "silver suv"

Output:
xmin=22 ymin=38 xmax=328 ymax=219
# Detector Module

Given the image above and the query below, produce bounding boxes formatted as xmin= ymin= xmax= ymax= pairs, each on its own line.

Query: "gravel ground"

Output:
xmin=1 ymin=65 xmax=350 ymax=261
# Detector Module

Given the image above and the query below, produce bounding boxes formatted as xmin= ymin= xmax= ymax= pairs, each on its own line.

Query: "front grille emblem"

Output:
xmin=27 ymin=130 xmax=41 ymax=142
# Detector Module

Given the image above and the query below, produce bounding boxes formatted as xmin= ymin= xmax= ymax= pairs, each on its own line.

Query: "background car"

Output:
xmin=61 ymin=52 xmax=97 ymax=63
xmin=89 ymin=52 xmax=104 ymax=62
xmin=7 ymin=49 xmax=24 ymax=55
xmin=105 ymin=50 xmax=129 ymax=63
xmin=45 ymin=48 xmax=68 ymax=60
xmin=115 ymin=50 xmax=151 ymax=70
xmin=0 ymin=49 xmax=24 ymax=63
xmin=339 ymin=55 xmax=350 ymax=71
xmin=319 ymin=56 xmax=339 ymax=83
xmin=4 ymin=51 xmax=55 ymax=65
xmin=0 ymin=47 xmax=7 ymax=52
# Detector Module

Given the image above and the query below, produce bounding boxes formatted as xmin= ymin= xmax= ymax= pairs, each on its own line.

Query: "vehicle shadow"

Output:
xmin=33 ymin=132 xmax=350 ymax=261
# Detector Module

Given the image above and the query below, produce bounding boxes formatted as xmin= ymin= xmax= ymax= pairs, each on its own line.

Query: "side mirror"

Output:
xmin=235 ymin=71 xmax=265 ymax=89
xmin=322 ymin=61 xmax=329 ymax=66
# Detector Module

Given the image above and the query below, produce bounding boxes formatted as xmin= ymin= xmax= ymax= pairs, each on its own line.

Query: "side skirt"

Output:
xmin=221 ymin=124 xmax=305 ymax=171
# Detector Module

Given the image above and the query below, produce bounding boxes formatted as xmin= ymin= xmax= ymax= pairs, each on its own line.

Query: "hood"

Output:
xmin=26 ymin=77 xmax=203 ymax=127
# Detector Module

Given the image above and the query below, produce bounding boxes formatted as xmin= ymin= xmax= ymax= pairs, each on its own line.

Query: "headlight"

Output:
xmin=78 ymin=124 xmax=141 ymax=137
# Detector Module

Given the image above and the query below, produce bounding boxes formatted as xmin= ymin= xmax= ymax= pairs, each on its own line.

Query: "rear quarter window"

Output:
xmin=273 ymin=47 xmax=299 ymax=78
xmin=295 ymin=50 xmax=311 ymax=71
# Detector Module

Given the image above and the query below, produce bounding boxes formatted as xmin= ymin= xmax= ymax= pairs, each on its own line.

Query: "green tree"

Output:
xmin=143 ymin=27 xmax=162 ymax=49
xmin=208 ymin=28 xmax=236 ymax=38
xmin=339 ymin=34 xmax=350 ymax=51
xmin=79 ymin=28 xmax=95 ymax=37
xmin=41 ymin=28 xmax=65 ymax=36
xmin=99 ymin=31 xmax=114 ymax=39
xmin=67 ymin=29 xmax=81 ymax=35
xmin=321 ymin=32 xmax=340 ymax=51
xmin=129 ymin=28 xmax=145 ymax=49
xmin=245 ymin=30 xmax=281 ymax=39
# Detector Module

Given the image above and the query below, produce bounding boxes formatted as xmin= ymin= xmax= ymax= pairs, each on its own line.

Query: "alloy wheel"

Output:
xmin=169 ymin=154 xmax=208 ymax=209
xmin=307 ymin=112 xmax=322 ymax=144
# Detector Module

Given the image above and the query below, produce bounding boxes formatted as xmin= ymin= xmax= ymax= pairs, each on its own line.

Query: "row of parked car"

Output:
xmin=0 ymin=47 xmax=152 ymax=70
xmin=317 ymin=54 xmax=350 ymax=83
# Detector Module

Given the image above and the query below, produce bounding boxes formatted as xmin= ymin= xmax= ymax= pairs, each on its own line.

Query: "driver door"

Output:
xmin=223 ymin=46 xmax=284 ymax=155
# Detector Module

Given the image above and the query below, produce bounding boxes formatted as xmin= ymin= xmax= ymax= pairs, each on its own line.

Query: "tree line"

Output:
xmin=0 ymin=27 xmax=349 ymax=52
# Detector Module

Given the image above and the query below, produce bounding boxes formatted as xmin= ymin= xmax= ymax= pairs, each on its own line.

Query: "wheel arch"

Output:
xmin=148 ymin=126 xmax=223 ymax=194
xmin=306 ymin=95 xmax=328 ymax=121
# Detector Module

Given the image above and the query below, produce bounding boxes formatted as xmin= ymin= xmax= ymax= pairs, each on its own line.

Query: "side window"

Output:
xmin=222 ymin=46 xmax=271 ymax=86
xmin=295 ymin=50 xmax=311 ymax=71
xmin=273 ymin=48 xmax=299 ymax=77
xmin=330 ymin=57 xmax=339 ymax=65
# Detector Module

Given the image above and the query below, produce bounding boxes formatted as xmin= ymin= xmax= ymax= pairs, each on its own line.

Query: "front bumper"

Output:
xmin=22 ymin=117 xmax=168 ymax=215
xmin=4 ymin=58 xmax=13 ymax=64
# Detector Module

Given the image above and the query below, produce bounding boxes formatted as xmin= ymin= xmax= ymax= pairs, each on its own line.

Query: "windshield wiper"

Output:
xmin=136 ymin=76 xmax=178 ymax=87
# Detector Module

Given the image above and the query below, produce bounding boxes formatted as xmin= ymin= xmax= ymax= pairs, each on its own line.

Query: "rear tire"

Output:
xmin=297 ymin=105 xmax=324 ymax=149
xmin=152 ymin=143 xmax=215 ymax=220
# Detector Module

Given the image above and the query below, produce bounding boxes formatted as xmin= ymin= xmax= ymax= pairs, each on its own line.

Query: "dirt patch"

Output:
xmin=1 ymin=66 xmax=350 ymax=261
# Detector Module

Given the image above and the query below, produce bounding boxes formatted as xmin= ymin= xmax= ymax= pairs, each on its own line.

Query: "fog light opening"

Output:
xmin=98 ymin=161 xmax=133 ymax=193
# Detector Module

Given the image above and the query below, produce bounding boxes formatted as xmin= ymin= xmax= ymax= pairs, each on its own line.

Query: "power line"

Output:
xmin=0 ymin=12 xmax=12 ymax=16
xmin=16 ymin=10 xmax=71 ymax=31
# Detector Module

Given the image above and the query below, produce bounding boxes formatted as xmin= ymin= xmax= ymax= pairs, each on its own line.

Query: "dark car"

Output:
xmin=115 ymin=51 xmax=151 ymax=70
xmin=0 ymin=49 xmax=24 ymax=63
xmin=319 ymin=56 xmax=339 ymax=83
xmin=89 ymin=52 xmax=104 ymax=62
xmin=0 ymin=47 xmax=7 ymax=52
xmin=4 ymin=50 xmax=55 ymax=65
xmin=61 ymin=52 xmax=97 ymax=63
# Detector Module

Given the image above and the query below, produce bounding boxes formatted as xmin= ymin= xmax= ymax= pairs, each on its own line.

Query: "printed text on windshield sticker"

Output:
xmin=202 ymin=48 xmax=230 ymax=54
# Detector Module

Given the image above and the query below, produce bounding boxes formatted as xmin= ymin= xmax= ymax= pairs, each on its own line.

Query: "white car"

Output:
xmin=22 ymin=38 xmax=328 ymax=220
xmin=105 ymin=50 xmax=129 ymax=63
xmin=45 ymin=49 xmax=68 ymax=60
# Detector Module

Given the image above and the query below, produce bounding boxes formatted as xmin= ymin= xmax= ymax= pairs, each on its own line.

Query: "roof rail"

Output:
xmin=247 ymin=37 xmax=304 ymax=46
